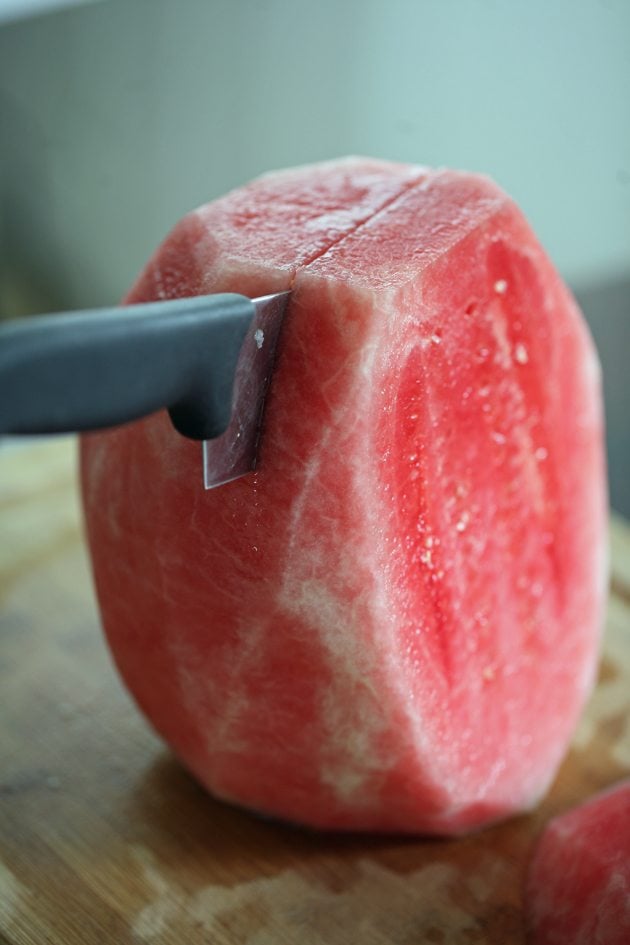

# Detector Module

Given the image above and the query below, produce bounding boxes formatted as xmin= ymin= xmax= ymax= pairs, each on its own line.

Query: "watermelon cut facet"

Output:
xmin=526 ymin=781 xmax=630 ymax=944
xmin=80 ymin=158 xmax=607 ymax=834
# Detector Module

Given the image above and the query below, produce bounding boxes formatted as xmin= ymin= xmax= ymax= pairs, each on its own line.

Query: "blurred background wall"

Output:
xmin=0 ymin=0 xmax=628 ymax=512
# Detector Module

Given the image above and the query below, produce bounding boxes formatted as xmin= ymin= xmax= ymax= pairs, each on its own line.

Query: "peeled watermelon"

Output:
xmin=80 ymin=158 xmax=607 ymax=834
xmin=526 ymin=781 xmax=630 ymax=943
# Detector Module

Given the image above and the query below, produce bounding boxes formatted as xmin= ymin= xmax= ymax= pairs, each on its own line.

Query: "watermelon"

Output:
xmin=80 ymin=158 xmax=607 ymax=834
xmin=526 ymin=781 xmax=630 ymax=943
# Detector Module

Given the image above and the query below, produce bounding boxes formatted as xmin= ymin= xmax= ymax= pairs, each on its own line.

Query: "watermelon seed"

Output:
xmin=494 ymin=279 xmax=508 ymax=294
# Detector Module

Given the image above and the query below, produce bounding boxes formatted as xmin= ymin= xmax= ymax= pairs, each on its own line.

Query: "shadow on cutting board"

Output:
xmin=118 ymin=751 xmax=526 ymax=943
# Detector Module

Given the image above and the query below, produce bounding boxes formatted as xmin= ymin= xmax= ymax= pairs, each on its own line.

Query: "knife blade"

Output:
xmin=0 ymin=291 xmax=290 ymax=489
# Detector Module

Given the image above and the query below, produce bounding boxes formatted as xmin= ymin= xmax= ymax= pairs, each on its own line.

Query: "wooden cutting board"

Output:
xmin=1 ymin=437 xmax=629 ymax=945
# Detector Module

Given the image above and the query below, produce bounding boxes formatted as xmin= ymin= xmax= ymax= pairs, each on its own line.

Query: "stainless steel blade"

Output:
xmin=202 ymin=291 xmax=289 ymax=489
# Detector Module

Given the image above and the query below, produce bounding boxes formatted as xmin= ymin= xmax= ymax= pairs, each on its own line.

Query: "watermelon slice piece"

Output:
xmin=526 ymin=781 xmax=630 ymax=943
xmin=80 ymin=158 xmax=607 ymax=834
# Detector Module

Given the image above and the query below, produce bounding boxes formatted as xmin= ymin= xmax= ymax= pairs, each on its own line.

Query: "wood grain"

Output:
xmin=1 ymin=437 xmax=629 ymax=945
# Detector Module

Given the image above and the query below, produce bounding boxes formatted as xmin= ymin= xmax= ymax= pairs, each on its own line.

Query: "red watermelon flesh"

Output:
xmin=80 ymin=158 xmax=607 ymax=834
xmin=526 ymin=781 xmax=630 ymax=943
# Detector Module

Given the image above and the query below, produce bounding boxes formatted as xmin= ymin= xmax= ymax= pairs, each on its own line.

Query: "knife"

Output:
xmin=0 ymin=291 xmax=290 ymax=488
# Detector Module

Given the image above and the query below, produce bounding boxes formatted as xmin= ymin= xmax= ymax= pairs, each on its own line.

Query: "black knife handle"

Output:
xmin=0 ymin=294 xmax=255 ymax=440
